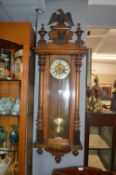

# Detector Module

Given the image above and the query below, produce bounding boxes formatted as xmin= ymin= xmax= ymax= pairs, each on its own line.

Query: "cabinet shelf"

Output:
xmin=0 ymin=80 xmax=21 ymax=82
xmin=88 ymin=154 xmax=106 ymax=171
xmin=89 ymin=134 xmax=110 ymax=149
xmin=0 ymin=147 xmax=18 ymax=153
xmin=0 ymin=115 xmax=19 ymax=117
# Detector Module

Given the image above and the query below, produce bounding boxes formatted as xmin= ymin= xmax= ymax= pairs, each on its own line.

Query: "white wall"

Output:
xmin=33 ymin=1 xmax=88 ymax=175
xmin=92 ymin=61 xmax=116 ymax=88
xmin=92 ymin=62 xmax=116 ymax=75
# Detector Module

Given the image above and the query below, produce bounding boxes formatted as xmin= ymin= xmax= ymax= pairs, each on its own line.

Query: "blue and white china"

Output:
xmin=0 ymin=97 xmax=20 ymax=115
xmin=11 ymin=98 xmax=20 ymax=115
xmin=0 ymin=97 xmax=14 ymax=115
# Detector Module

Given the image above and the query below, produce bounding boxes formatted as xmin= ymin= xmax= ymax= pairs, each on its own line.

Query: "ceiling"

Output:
xmin=87 ymin=0 xmax=116 ymax=63
xmin=0 ymin=0 xmax=46 ymax=26
xmin=0 ymin=0 xmax=116 ymax=62
xmin=86 ymin=27 xmax=116 ymax=63
xmin=88 ymin=0 xmax=116 ymax=6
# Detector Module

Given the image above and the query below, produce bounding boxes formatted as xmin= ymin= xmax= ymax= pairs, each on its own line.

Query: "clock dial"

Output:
xmin=50 ymin=59 xmax=70 ymax=79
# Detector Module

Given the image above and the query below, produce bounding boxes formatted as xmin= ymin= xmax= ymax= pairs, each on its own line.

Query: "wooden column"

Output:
xmin=36 ymin=24 xmax=47 ymax=149
xmin=37 ymin=55 xmax=46 ymax=145
xmin=73 ymin=54 xmax=82 ymax=155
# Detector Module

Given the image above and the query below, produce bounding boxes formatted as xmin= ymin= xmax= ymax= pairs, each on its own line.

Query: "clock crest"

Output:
xmin=34 ymin=9 xmax=88 ymax=163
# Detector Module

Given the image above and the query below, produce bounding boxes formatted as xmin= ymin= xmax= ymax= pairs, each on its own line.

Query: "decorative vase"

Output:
xmin=0 ymin=48 xmax=11 ymax=80
xmin=9 ymin=153 xmax=18 ymax=175
xmin=10 ymin=125 xmax=19 ymax=150
xmin=0 ymin=152 xmax=11 ymax=175
xmin=0 ymin=55 xmax=6 ymax=79
xmin=0 ymin=127 xmax=7 ymax=147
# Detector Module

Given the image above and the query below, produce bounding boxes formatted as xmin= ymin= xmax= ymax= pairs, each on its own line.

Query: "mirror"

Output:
xmin=86 ymin=27 xmax=116 ymax=112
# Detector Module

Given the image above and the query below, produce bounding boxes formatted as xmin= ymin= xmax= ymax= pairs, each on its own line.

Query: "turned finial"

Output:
xmin=75 ymin=23 xmax=83 ymax=41
xmin=38 ymin=24 xmax=47 ymax=44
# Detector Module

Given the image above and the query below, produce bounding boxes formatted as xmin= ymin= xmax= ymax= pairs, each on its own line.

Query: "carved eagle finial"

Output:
xmin=48 ymin=9 xmax=74 ymax=26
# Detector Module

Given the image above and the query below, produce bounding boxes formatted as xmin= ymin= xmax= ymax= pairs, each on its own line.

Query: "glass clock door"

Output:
xmin=48 ymin=56 xmax=71 ymax=143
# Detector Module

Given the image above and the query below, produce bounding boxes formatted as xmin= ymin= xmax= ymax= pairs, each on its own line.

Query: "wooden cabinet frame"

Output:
xmin=84 ymin=112 xmax=116 ymax=171
xmin=0 ymin=22 xmax=35 ymax=175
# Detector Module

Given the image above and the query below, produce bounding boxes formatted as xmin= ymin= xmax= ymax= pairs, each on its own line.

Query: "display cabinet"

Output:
xmin=0 ymin=22 xmax=35 ymax=175
xmin=84 ymin=112 xmax=116 ymax=171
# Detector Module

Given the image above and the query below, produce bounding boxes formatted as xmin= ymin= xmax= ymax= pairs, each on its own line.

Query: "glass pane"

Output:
xmin=89 ymin=150 xmax=111 ymax=170
xmin=100 ymin=127 xmax=112 ymax=147
xmin=48 ymin=76 xmax=70 ymax=139
xmin=89 ymin=126 xmax=112 ymax=170
xmin=90 ymin=126 xmax=112 ymax=148
xmin=99 ymin=150 xmax=111 ymax=170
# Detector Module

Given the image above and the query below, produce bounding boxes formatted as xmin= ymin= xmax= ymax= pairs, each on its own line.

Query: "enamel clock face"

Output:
xmin=50 ymin=59 xmax=70 ymax=79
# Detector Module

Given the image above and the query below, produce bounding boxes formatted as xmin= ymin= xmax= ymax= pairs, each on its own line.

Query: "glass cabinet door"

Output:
xmin=0 ymin=41 xmax=22 ymax=175
xmin=88 ymin=126 xmax=114 ymax=171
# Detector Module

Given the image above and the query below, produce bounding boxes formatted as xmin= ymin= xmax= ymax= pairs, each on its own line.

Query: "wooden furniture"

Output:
xmin=0 ymin=22 xmax=35 ymax=175
xmin=34 ymin=9 xmax=88 ymax=163
xmin=52 ymin=166 xmax=115 ymax=175
xmin=84 ymin=112 xmax=116 ymax=171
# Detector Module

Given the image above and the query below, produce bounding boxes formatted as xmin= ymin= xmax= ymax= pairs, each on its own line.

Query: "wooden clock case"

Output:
xmin=34 ymin=9 xmax=88 ymax=163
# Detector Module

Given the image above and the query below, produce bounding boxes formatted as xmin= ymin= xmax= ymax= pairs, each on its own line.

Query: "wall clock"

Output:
xmin=34 ymin=9 xmax=88 ymax=163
